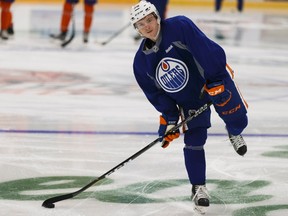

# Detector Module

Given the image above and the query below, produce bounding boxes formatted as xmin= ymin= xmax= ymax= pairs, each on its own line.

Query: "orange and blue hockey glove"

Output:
xmin=158 ymin=115 xmax=180 ymax=148
xmin=204 ymin=80 xmax=232 ymax=107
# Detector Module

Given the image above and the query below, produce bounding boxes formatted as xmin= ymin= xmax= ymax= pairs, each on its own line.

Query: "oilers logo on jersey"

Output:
xmin=156 ymin=57 xmax=189 ymax=93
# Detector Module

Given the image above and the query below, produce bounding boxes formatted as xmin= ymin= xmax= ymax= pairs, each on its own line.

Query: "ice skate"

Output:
xmin=83 ymin=32 xmax=89 ymax=43
xmin=50 ymin=31 xmax=67 ymax=41
xmin=0 ymin=30 xmax=9 ymax=40
xmin=7 ymin=24 xmax=14 ymax=36
xmin=191 ymin=185 xmax=210 ymax=214
xmin=229 ymin=133 xmax=247 ymax=156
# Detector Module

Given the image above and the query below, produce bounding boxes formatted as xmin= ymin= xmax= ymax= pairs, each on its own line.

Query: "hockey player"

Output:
xmin=130 ymin=0 xmax=248 ymax=212
xmin=50 ymin=0 xmax=97 ymax=43
xmin=0 ymin=0 xmax=15 ymax=40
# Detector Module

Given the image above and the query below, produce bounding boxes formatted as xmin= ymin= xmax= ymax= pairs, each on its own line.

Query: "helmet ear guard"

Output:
xmin=130 ymin=0 xmax=161 ymax=29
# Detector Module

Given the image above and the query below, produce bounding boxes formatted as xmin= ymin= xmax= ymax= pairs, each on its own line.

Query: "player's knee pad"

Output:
xmin=184 ymin=127 xmax=208 ymax=149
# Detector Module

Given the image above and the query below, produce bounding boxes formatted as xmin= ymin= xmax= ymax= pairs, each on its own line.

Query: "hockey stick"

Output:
xmin=100 ymin=22 xmax=131 ymax=45
xmin=61 ymin=4 xmax=76 ymax=48
xmin=42 ymin=101 xmax=212 ymax=208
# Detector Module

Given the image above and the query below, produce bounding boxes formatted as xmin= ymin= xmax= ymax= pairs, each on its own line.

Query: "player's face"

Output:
xmin=135 ymin=14 xmax=159 ymax=41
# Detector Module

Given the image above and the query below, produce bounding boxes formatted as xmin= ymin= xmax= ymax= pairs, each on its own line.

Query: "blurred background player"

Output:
xmin=134 ymin=0 xmax=169 ymax=41
xmin=50 ymin=0 xmax=97 ymax=43
xmin=0 ymin=0 xmax=15 ymax=40
xmin=215 ymin=0 xmax=244 ymax=12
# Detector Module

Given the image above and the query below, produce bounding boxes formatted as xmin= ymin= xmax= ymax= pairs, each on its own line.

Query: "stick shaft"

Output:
xmin=42 ymin=102 xmax=212 ymax=206
xmin=101 ymin=23 xmax=130 ymax=45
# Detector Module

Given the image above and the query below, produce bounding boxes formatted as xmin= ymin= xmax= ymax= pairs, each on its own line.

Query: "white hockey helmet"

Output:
xmin=130 ymin=0 xmax=160 ymax=27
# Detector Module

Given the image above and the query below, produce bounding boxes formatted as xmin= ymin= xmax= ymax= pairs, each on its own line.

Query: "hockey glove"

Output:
xmin=204 ymin=80 xmax=232 ymax=107
xmin=158 ymin=115 xmax=180 ymax=148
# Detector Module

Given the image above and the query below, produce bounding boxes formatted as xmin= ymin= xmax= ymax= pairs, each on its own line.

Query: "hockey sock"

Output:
xmin=1 ymin=2 xmax=12 ymax=30
xmin=84 ymin=4 xmax=94 ymax=33
xmin=183 ymin=127 xmax=208 ymax=185
xmin=237 ymin=0 xmax=244 ymax=12
xmin=60 ymin=2 xmax=73 ymax=33
xmin=184 ymin=147 xmax=206 ymax=185
xmin=7 ymin=11 xmax=12 ymax=30
xmin=215 ymin=0 xmax=223 ymax=11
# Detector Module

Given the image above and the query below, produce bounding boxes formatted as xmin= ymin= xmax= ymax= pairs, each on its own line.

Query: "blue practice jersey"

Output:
xmin=133 ymin=16 xmax=231 ymax=128
xmin=148 ymin=0 xmax=169 ymax=20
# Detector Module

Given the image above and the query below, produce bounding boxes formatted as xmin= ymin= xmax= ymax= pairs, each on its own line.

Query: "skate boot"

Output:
xmin=83 ymin=32 xmax=89 ymax=43
xmin=229 ymin=133 xmax=247 ymax=156
xmin=191 ymin=185 xmax=210 ymax=214
xmin=7 ymin=24 xmax=14 ymax=36
xmin=50 ymin=31 xmax=67 ymax=41
xmin=0 ymin=30 xmax=9 ymax=40
xmin=133 ymin=34 xmax=142 ymax=41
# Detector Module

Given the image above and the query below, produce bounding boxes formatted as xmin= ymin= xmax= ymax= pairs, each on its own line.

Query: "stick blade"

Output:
xmin=41 ymin=192 xmax=74 ymax=208
xmin=61 ymin=33 xmax=75 ymax=48
xmin=42 ymin=200 xmax=55 ymax=209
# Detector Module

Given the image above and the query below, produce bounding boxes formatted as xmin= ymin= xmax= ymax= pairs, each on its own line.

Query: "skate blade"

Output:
xmin=193 ymin=204 xmax=208 ymax=215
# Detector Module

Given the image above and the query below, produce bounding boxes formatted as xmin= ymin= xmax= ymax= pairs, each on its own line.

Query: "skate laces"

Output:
xmin=229 ymin=134 xmax=245 ymax=149
xmin=192 ymin=185 xmax=210 ymax=201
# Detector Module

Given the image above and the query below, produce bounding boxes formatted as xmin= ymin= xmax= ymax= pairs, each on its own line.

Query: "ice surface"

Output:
xmin=0 ymin=3 xmax=287 ymax=216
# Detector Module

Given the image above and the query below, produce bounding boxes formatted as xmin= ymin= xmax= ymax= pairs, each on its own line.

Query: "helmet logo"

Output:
xmin=156 ymin=58 xmax=189 ymax=93
xmin=130 ymin=1 xmax=160 ymax=25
